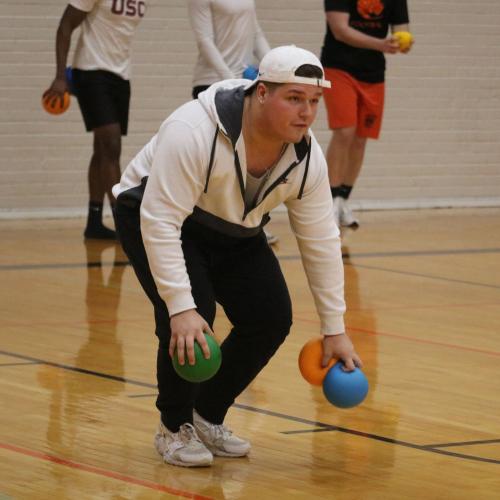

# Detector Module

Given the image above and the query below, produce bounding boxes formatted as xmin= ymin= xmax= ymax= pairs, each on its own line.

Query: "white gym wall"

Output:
xmin=0 ymin=0 xmax=499 ymax=218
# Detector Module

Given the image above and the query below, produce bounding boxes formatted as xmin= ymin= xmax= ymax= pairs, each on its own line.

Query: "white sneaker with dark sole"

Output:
xmin=155 ymin=422 xmax=213 ymax=467
xmin=339 ymin=199 xmax=359 ymax=229
xmin=332 ymin=197 xmax=341 ymax=228
xmin=193 ymin=410 xmax=251 ymax=457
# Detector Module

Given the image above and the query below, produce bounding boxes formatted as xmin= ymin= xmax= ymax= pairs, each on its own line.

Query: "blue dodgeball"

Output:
xmin=322 ymin=362 xmax=369 ymax=408
xmin=242 ymin=65 xmax=259 ymax=80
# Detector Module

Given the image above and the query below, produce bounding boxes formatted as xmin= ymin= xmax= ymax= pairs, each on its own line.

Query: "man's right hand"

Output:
xmin=169 ymin=309 xmax=214 ymax=366
xmin=43 ymin=78 xmax=68 ymax=106
xmin=380 ymin=37 xmax=400 ymax=54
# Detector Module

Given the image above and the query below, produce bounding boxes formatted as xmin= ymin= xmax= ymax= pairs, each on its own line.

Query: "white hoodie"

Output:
xmin=113 ymin=80 xmax=346 ymax=335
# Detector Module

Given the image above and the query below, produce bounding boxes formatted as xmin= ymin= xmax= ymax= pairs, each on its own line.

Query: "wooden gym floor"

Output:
xmin=0 ymin=207 xmax=499 ymax=499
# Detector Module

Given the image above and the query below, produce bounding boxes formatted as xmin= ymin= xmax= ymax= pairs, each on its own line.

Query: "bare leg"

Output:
xmin=88 ymin=152 xmax=105 ymax=204
xmin=84 ymin=123 xmax=122 ymax=239
xmin=325 ymin=127 xmax=356 ymax=225
xmin=326 ymin=126 xmax=356 ymax=188
xmin=93 ymin=123 xmax=122 ymax=204
xmin=344 ymin=135 xmax=367 ymax=186
xmin=336 ymin=135 xmax=367 ymax=229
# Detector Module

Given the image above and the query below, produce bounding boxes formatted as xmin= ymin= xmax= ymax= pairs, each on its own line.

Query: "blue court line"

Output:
xmin=0 ymin=348 xmax=498 ymax=466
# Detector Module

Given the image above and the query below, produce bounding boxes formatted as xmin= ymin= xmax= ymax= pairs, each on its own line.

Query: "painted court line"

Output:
xmin=423 ymin=438 xmax=500 ymax=449
xmin=0 ymin=361 xmax=41 ymax=367
xmin=344 ymin=300 xmax=500 ymax=313
xmin=349 ymin=262 xmax=500 ymax=290
xmin=0 ymin=442 xmax=213 ymax=500
xmin=291 ymin=315 xmax=500 ymax=358
xmin=348 ymin=325 xmax=500 ymax=358
xmin=279 ymin=255 xmax=500 ymax=290
xmin=0 ymin=350 xmax=498 ymax=465
xmin=234 ymin=405 xmax=500 ymax=466
xmin=2 ymin=247 xmax=500 ymax=272
xmin=0 ymin=261 xmax=130 ymax=272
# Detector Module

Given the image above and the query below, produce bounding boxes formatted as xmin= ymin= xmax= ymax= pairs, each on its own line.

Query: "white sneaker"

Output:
xmin=332 ymin=197 xmax=342 ymax=228
xmin=339 ymin=199 xmax=359 ymax=229
xmin=264 ymin=229 xmax=279 ymax=245
xmin=154 ymin=422 xmax=213 ymax=467
xmin=193 ymin=410 xmax=251 ymax=457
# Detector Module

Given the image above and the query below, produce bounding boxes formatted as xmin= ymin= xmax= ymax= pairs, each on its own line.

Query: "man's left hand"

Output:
xmin=321 ymin=333 xmax=363 ymax=371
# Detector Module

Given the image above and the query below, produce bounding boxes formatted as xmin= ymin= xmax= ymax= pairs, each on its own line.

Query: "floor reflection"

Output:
xmin=36 ymin=240 xmax=127 ymax=495
xmin=305 ymin=242 xmax=399 ymax=492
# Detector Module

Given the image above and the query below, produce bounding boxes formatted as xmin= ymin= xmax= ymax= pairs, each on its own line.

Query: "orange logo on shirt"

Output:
xmin=357 ymin=0 xmax=384 ymax=20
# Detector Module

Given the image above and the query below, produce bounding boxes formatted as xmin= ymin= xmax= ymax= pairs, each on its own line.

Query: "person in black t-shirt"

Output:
xmin=320 ymin=0 xmax=412 ymax=228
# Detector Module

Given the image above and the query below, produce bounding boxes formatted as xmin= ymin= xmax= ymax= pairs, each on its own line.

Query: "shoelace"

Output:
xmin=178 ymin=423 xmax=202 ymax=444
xmin=210 ymin=423 xmax=233 ymax=441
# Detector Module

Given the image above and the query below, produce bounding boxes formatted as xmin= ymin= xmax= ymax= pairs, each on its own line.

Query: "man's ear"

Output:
xmin=257 ymin=82 xmax=267 ymax=103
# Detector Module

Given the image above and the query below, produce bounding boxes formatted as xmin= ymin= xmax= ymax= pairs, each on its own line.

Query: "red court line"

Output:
xmin=348 ymin=325 xmax=500 ymax=357
xmin=0 ymin=442 xmax=213 ymax=500
xmin=293 ymin=314 xmax=500 ymax=358
xmin=346 ymin=300 xmax=500 ymax=313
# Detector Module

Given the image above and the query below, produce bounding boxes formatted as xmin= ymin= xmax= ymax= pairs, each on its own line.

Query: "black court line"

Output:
xmin=0 ymin=261 xmax=130 ymax=272
xmin=282 ymin=428 xmax=334 ymax=434
xmin=2 ymin=252 xmax=499 ymax=292
xmin=1 ymin=349 xmax=498 ymax=466
xmin=423 ymin=438 xmax=500 ymax=449
xmin=345 ymin=262 xmax=500 ymax=290
xmin=0 ymin=349 xmax=151 ymax=388
xmin=2 ymin=253 xmax=500 ymax=292
xmin=343 ymin=248 xmax=500 ymax=259
xmin=0 ymin=361 xmax=42 ymax=367
xmin=283 ymin=247 xmax=500 ymax=260
xmin=232 ymin=404 xmax=500 ymax=465
xmin=1 ymin=246 xmax=500 ymax=272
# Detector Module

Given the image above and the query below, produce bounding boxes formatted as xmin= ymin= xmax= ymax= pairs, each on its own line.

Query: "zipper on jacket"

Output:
xmin=254 ymin=140 xmax=312 ymax=210
xmin=204 ymin=122 xmax=311 ymax=222
xmin=242 ymin=153 xmax=308 ymax=221
xmin=203 ymin=125 xmax=219 ymax=193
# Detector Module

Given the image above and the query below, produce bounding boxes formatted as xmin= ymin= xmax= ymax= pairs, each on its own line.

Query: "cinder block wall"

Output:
xmin=1 ymin=0 xmax=499 ymax=218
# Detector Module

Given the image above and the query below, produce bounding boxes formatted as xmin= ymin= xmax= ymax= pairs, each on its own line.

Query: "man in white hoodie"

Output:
xmin=113 ymin=46 xmax=362 ymax=468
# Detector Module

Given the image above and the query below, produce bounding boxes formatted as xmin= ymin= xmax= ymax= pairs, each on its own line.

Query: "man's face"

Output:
xmin=259 ymin=83 xmax=322 ymax=143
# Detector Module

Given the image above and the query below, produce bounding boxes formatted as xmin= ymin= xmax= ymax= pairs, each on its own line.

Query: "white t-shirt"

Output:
xmin=70 ymin=0 xmax=146 ymax=80
xmin=188 ymin=0 xmax=270 ymax=86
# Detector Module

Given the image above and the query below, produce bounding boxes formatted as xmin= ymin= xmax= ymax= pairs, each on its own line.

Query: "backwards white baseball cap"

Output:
xmin=246 ymin=45 xmax=331 ymax=90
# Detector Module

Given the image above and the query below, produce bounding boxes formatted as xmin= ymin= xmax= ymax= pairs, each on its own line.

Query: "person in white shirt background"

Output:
xmin=113 ymin=45 xmax=362 ymax=468
xmin=187 ymin=0 xmax=280 ymax=244
xmin=44 ymin=0 xmax=146 ymax=240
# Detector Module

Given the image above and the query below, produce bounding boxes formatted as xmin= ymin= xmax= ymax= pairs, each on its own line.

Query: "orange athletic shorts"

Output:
xmin=323 ymin=68 xmax=385 ymax=139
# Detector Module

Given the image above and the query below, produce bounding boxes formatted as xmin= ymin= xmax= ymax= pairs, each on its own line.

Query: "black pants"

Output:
xmin=115 ymin=203 xmax=292 ymax=431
